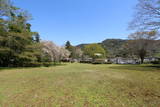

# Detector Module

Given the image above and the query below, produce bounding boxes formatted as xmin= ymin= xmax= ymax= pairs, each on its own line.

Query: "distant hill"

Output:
xmin=76 ymin=43 xmax=101 ymax=49
xmin=76 ymin=39 xmax=127 ymax=57
xmin=76 ymin=44 xmax=89 ymax=49
xmin=101 ymin=39 xmax=127 ymax=57
xmin=76 ymin=39 xmax=160 ymax=58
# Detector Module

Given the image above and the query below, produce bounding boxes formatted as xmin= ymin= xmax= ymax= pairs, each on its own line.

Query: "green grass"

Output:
xmin=0 ymin=63 xmax=160 ymax=107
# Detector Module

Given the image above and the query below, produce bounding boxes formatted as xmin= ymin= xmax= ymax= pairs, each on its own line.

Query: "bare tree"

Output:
xmin=129 ymin=0 xmax=160 ymax=30
xmin=127 ymin=31 xmax=158 ymax=63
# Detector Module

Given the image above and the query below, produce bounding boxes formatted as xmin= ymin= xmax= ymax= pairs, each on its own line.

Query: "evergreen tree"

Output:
xmin=0 ymin=0 xmax=42 ymax=67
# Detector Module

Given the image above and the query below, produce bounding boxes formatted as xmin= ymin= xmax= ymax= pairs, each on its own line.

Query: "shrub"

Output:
xmin=151 ymin=60 xmax=160 ymax=64
xmin=22 ymin=62 xmax=42 ymax=67
xmin=42 ymin=62 xmax=53 ymax=67
xmin=92 ymin=59 xmax=105 ymax=64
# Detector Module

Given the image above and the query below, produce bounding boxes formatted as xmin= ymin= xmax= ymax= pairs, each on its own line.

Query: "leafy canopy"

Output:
xmin=83 ymin=44 xmax=106 ymax=59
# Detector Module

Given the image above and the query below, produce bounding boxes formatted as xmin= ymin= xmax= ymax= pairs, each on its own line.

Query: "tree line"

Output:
xmin=0 ymin=0 xmax=71 ymax=67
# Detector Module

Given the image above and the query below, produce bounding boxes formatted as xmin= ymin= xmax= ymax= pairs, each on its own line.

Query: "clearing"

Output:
xmin=0 ymin=63 xmax=160 ymax=107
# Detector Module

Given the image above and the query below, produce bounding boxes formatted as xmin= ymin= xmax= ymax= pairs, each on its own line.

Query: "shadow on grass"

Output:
xmin=109 ymin=64 xmax=160 ymax=72
xmin=0 ymin=63 xmax=67 ymax=71
xmin=146 ymin=65 xmax=160 ymax=68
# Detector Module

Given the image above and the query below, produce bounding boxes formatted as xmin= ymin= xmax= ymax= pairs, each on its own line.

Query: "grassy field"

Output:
xmin=0 ymin=63 xmax=160 ymax=107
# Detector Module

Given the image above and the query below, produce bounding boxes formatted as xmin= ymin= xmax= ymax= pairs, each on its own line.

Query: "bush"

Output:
xmin=80 ymin=60 xmax=92 ymax=63
xmin=22 ymin=62 xmax=42 ymax=67
xmin=92 ymin=59 xmax=105 ymax=64
xmin=42 ymin=62 xmax=53 ymax=67
xmin=151 ymin=60 xmax=160 ymax=64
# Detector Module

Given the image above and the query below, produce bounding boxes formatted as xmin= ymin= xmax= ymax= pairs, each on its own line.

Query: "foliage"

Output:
xmin=0 ymin=0 xmax=42 ymax=67
xmin=83 ymin=43 xmax=106 ymax=59
xmin=77 ymin=39 xmax=129 ymax=58
xmin=65 ymin=41 xmax=72 ymax=51
xmin=41 ymin=41 xmax=70 ymax=63
xmin=101 ymin=39 xmax=127 ymax=57
xmin=65 ymin=41 xmax=83 ymax=59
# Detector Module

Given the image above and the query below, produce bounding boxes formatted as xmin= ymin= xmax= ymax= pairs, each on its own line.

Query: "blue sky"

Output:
xmin=13 ymin=0 xmax=137 ymax=45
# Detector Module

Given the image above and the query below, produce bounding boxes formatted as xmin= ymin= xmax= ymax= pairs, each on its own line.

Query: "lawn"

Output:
xmin=0 ymin=63 xmax=160 ymax=107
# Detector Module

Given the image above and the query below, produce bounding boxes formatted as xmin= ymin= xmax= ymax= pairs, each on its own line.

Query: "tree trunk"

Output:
xmin=139 ymin=49 xmax=146 ymax=64
xmin=140 ymin=55 xmax=145 ymax=64
xmin=140 ymin=57 xmax=144 ymax=64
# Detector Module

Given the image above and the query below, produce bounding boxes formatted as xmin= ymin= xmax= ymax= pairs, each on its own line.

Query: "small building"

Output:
xmin=94 ymin=53 xmax=102 ymax=57
xmin=144 ymin=57 xmax=159 ymax=63
xmin=108 ymin=57 xmax=139 ymax=64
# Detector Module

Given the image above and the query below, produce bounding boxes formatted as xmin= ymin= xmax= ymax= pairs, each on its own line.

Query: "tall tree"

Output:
xmin=41 ymin=41 xmax=70 ymax=62
xmin=127 ymin=31 xmax=158 ymax=63
xmin=32 ymin=32 xmax=40 ymax=42
xmin=59 ymin=47 xmax=70 ymax=60
xmin=0 ymin=0 xmax=41 ymax=67
xmin=70 ymin=47 xmax=83 ymax=59
xmin=65 ymin=41 xmax=82 ymax=59
xmin=65 ymin=41 xmax=72 ymax=51
xmin=129 ymin=0 xmax=160 ymax=30
xmin=0 ymin=0 xmax=11 ymax=17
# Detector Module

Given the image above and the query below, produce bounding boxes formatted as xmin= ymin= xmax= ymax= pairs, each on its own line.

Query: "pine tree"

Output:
xmin=0 ymin=0 xmax=42 ymax=67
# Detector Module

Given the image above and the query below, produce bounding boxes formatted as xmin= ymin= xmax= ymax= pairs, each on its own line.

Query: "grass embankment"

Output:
xmin=0 ymin=63 xmax=159 ymax=107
